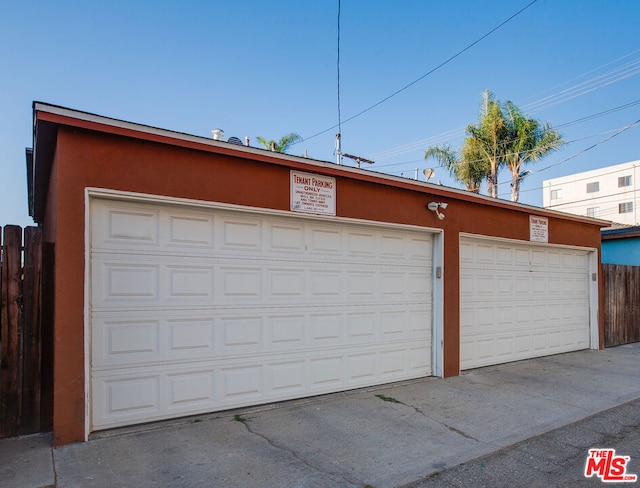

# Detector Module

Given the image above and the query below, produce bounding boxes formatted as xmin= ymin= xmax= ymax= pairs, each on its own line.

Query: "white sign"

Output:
xmin=530 ymin=215 xmax=549 ymax=243
xmin=290 ymin=171 xmax=336 ymax=216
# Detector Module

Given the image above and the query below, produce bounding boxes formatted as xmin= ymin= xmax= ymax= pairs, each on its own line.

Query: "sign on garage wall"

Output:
xmin=291 ymin=170 xmax=336 ymax=216
xmin=530 ymin=215 xmax=548 ymax=243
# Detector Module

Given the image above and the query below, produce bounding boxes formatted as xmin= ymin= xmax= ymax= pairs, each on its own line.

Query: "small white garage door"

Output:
xmin=90 ymin=198 xmax=433 ymax=430
xmin=460 ymin=236 xmax=592 ymax=370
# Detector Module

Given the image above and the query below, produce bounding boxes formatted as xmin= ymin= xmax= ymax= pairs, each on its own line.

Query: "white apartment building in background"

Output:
xmin=543 ymin=160 xmax=640 ymax=226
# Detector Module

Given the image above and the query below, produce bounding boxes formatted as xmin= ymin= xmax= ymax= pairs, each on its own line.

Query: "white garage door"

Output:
xmin=90 ymin=198 xmax=433 ymax=430
xmin=460 ymin=236 xmax=591 ymax=370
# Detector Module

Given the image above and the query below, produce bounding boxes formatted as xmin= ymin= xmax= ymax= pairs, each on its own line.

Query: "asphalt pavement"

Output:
xmin=404 ymin=398 xmax=640 ymax=487
xmin=2 ymin=343 xmax=639 ymax=488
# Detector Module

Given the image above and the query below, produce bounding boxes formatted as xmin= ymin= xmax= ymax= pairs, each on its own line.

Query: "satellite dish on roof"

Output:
xmin=423 ymin=168 xmax=435 ymax=182
xmin=227 ymin=136 xmax=243 ymax=145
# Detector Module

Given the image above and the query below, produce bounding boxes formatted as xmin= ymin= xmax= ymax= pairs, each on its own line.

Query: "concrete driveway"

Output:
xmin=3 ymin=343 xmax=640 ymax=487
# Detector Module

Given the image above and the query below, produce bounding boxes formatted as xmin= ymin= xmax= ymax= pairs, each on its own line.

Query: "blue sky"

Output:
xmin=2 ymin=0 xmax=639 ymax=227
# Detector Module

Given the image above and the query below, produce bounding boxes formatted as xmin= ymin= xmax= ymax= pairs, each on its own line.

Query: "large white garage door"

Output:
xmin=460 ymin=236 xmax=591 ymax=370
xmin=90 ymin=198 xmax=433 ymax=430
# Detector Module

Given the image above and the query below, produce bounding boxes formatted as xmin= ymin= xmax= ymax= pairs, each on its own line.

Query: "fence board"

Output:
xmin=604 ymin=263 xmax=640 ymax=347
xmin=40 ymin=241 xmax=54 ymax=430
xmin=0 ymin=225 xmax=49 ymax=438
xmin=21 ymin=227 xmax=43 ymax=433
xmin=1 ymin=225 xmax=23 ymax=436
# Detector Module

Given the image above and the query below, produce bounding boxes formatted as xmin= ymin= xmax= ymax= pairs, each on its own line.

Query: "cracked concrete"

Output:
xmin=374 ymin=391 xmax=481 ymax=443
xmin=236 ymin=415 xmax=364 ymax=487
xmin=3 ymin=344 xmax=640 ymax=487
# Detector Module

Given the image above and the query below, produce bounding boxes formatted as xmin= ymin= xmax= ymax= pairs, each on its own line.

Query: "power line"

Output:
xmin=336 ymin=0 xmax=342 ymax=137
xmin=375 ymin=121 xmax=640 ymax=194
xmin=296 ymin=0 xmax=539 ymax=145
xmin=519 ymin=48 xmax=640 ymax=105
xmin=522 ymin=60 xmax=640 ymax=113
xmin=544 ymin=191 xmax=638 ymax=209
xmin=369 ymin=97 xmax=640 ymax=172
xmin=555 ymin=98 xmax=640 ymax=129
xmin=506 ymin=121 xmax=640 ymax=199
xmin=376 ymin=122 xmax=634 ymax=172
xmin=532 ymin=118 xmax=640 ymax=175
xmin=518 ymin=160 xmax=640 ymax=197
xmin=365 ymin=51 xmax=640 ymax=162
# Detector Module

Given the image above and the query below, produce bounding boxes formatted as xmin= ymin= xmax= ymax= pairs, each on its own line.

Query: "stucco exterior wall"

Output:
xmin=602 ymin=237 xmax=640 ymax=265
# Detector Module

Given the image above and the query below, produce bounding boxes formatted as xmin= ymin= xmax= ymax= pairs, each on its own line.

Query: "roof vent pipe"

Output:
xmin=212 ymin=128 xmax=224 ymax=141
xmin=245 ymin=136 xmax=250 ymax=146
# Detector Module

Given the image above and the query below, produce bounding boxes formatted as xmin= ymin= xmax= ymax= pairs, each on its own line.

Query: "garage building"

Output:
xmin=28 ymin=103 xmax=605 ymax=445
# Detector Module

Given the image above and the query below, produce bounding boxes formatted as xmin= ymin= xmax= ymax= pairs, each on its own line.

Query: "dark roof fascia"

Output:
xmin=25 ymin=148 xmax=34 ymax=216
xmin=31 ymin=101 xmax=610 ymax=228
xmin=32 ymin=102 xmax=59 ymax=223
xmin=601 ymin=226 xmax=640 ymax=240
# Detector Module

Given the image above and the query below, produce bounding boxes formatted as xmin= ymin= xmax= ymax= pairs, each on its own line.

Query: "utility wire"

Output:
xmin=376 ymin=122 xmax=640 ymax=192
xmin=337 ymin=0 xmax=342 ymax=137
xmin=531 ymin=118 xmax=640 ymax=175
xmin=296 ymin=0 xmax=539 ymax=145
xmin=365 ymin=51 xmax=640 ymax=162
xmin=375 ymin=121 xmax=637 ymax=171
xmin=519 ymin=48 xmax=640 ymax=105
xmin=369 ymin=95 xmax=640 ymax=166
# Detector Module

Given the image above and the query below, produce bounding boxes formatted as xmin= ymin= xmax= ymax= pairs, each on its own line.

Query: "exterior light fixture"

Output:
xmin=427 ymin=201 xmax=448 ymax=220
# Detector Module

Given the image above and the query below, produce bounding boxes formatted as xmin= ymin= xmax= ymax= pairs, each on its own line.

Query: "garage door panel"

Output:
xmin=168 ymin=370 xmax=216 ymax=408
xmin=309 ymin=228 xmax=341 ymax=254
xmin=220 ymin=219 xmax=262 ymax=250
xmin=104 ymin=208 xmax=160 ymax=246
xmin=460 ymin=237 xmax=591 ymax=370
xmin=168 ymin=214 xmax=214 ymax=247
xmin=169 ymin=319 xmax=216 ymax=352
xmin=91 ymin=199 xmax=434 ymax=429
xmin=270 ymin=361 xmax=306 ymax=393
xmin=347 ymin=353 xmax=377 ymax=381
xmin=101 ymin=319 xmax=160 ymax=358
xmin=95 ymin=375 xmax=161 ymax=425
xmin=269 ymin=224 xmax=306 ymax=253
xmin=310 ymin=313 xmax=342 ymax=342
xmin=347 ymin=231 xmax=376 ymax=255
xmin=270 ymin=314 xmax=306 ymax=344
xmin=168 ymin=266 xmax=214 ymax=298
xmin=94 ymin=262 xmax=160 ymax=304
xmin=409 ymin=346 xmax=431 ymax=371
xmin=269 ymin=269 xmax=305 ymax=297
xmin=380 ymin=235 xmax=404 ymax=256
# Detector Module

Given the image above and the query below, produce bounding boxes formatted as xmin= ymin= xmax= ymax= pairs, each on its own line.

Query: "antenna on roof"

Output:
xmin=343 ymin=153 xmax=375 ymax=169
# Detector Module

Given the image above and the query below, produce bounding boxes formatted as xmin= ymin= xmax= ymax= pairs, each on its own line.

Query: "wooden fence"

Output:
xmin=603 ymin=263 xmax=640 ymax=347
xmin=0 ymin=225 xmax=52 ymax=438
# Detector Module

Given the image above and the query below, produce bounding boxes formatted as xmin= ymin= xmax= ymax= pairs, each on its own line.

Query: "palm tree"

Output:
xmin=465 ymin=90 xmax=507 ymax=198
xmin=503 ymin=101 xmax=563 ymax=202
xmin=424 ymin=143 xmax=488 ymax=193
xmin=425 ymin=91 xmax=562 ymax=200
xmin=256 ymin=133 xmax=302 ymax=154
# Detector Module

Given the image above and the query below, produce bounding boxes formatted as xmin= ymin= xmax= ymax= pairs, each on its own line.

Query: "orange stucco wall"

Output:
xmin=44 ymin=125 xmax=604 ymax=445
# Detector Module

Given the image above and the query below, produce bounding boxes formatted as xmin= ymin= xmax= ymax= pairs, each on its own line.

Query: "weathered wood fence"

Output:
xmin=0 ymin=225 xmax=52 ymax=438
xmin=603 ymin=263 xmax=640 ymax=347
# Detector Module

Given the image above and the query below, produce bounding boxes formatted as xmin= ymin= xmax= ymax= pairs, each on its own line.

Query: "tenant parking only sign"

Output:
xmin=530 ymin=215 xmax=549 ymax=243
xmin=290 ymin=170 xmax=336 ymax=216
